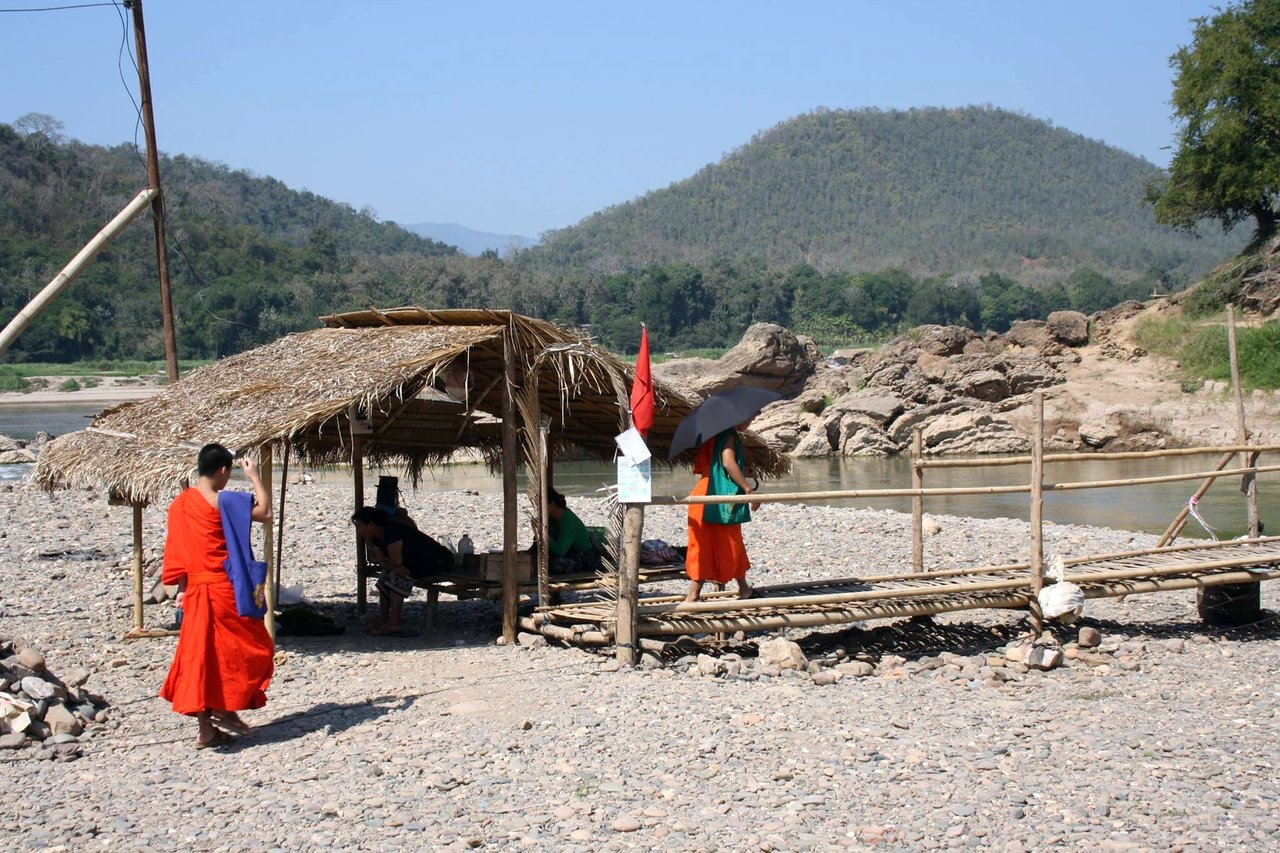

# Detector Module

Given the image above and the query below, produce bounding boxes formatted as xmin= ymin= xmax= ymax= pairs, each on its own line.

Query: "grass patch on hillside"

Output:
xmin=1133 ymin=316 xmax=1280 ymax=389
xmin=0 ymin=367 xmax=27 ymax=392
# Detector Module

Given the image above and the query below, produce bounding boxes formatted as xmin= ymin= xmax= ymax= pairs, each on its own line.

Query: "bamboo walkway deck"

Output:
xmin=537 ymin=537 xmax=1280 ymax=639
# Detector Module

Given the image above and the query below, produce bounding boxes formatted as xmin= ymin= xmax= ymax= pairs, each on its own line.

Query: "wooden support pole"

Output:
xmin=911 ymin=426 xmax=924 ymax=573
xmin=1227 ymin=305 xmax=1261 ymax=538
xmin=536 ymin=418 xmax=551 ymax=609
xmin=615 ymin=504 xmax=644 ymax=666
xmin=1029 ymin=392 xmax=1045 ymax=634
xmin=353 ymin=434 xmax=367 ymax=613
xmin=261 ymin=446 xmax=276 ymax=640
xmin=0 ymin=188 xmax=156 ymax=359
xmin=501 ymin=325 xmax=520 ymax=643
xmin=129 ymin=0 xmax=180 ymax=383
xmin=131 ymin=503 xmax=144 ymax=632
xmin=276 ymin=444 xmax=290 ymax=602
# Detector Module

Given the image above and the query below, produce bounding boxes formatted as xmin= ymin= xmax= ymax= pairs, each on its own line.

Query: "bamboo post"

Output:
xmin=353 ymin=434 xmax=367 ymax=613
xmin=615 ymin=504 xmax=644 ymax=666
xmin=275 ymin=444 xmax=290 ymax=602
xmin=536 ymin=418 xmax=551 ymax=609
xmin=1157 ymin=450 xmax=1237 ymax=546
xmin=911 ymin=426 xmax=924 ymax=573
xmin=1029 ymin=391 xmax=1045 ymax=630
xmin=1227 ymin=306 xmax=1261 ymax=537
xmin=501 ymin=324 xmax=520 ymax=643
xmin=0 ymin=188 xmax=156 ymax=359
xmin=131 ymin=503 xmax=144 ymax=633
xmin=261 ymin=446 xmax=276 ymax=640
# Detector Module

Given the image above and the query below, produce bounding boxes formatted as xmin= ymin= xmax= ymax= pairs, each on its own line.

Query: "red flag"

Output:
xmin=630 ymin=325 xmax=654 ymax=438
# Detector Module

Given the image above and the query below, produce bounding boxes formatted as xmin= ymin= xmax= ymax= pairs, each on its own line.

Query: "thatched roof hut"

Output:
xmin=31 ymin=307 xmax=787 ymax=641
xmin=33 ymin=307 xmax=786 ymax=505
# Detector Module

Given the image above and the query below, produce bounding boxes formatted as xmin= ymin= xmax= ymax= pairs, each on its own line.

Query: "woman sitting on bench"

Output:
xmin=351 ymin=506 xmax=453 ymax=635
xmin=547 ymin=489 xmax=603 ymax=575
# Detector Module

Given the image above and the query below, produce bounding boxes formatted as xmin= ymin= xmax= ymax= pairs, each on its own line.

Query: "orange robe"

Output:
xmin=684 ymin=437 xmax=750 ymax=584
xmin=160 ymin=488 xmax=273 ymax=715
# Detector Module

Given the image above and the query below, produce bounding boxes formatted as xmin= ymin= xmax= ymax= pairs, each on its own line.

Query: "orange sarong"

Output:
xmin=160 ymin=488 xmax=273 ymax=716
xmin=684 ymin=439 xmax=750 ymax=584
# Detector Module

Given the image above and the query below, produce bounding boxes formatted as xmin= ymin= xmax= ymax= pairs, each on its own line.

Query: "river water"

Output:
xmin=3 ymin=402 xmax=1275 ymax=538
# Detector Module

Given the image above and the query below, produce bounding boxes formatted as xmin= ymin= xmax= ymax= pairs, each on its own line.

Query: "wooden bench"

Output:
xmin=359 ymin=553 xmax=688 ymax=629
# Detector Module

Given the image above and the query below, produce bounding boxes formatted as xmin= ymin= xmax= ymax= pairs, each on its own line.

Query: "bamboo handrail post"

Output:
xmin=353 ymin=434 xmax=367 ymax=614
xmin=1227 ymin=306 xmax=1261 ymax=537
xmin=1029 ymin=392 xmax=1045 ymax=632
xmin=911 ymin=427 xmax=924 ymax=573
xmin=261 ymin=446 xmax=276 ymax=640
xmin=615 ymin=504 xmax=644 ymax=665
xmin=131 ymin=503 xmax=144 ymax=633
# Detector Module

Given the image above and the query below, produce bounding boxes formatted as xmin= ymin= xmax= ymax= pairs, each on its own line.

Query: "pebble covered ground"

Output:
xmin=1 ymin=480 xmax=1277 ymax=851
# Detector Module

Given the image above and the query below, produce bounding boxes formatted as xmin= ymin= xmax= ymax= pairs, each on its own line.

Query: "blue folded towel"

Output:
xmin=218 ymin=490 xmax=268 ymax=619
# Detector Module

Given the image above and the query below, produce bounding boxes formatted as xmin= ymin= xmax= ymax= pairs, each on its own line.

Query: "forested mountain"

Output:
xmin=0 ymin=120 xmax=459 ymax=361
xmin=521 ymin=106 xmax=1244 ymax=282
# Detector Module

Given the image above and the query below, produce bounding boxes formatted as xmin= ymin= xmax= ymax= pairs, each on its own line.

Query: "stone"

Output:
xmin=921 ymin=518 xmax=942 ymax=536
xmin=1004 ymin=320 xmax=1050 ymax=350
xmin=1046 ymin=311 xmax=1089 ymax=346
xmin=834 ymin=661 xmax=875 ymax=677
xmin=516 ymin=632 xmax=547 ymax=648
xmin=810 ymin=671 xmax=838 ymax=686
xmin=0 ymin=733 xmax=26 ymax=749
xmin=15 ymin=648 xmax=46 ymax=672
xmin=1077 ymin=627 xmax=1101 ymax=648
xmin=611 ymin=815 xmax=641 ymax=832
xmin=41 ymin=702 xmax=83 ymax=737
xmin=695 ymin=654 xmax=726 ymax=677
xmin=61 ymin=667 xmax=90 ymax=688
xmin=829 ymin=391 xmax=905 ymax=425
xmin=0 ymin=449 xmax=37 ymax=464
xmin=1024 ymin=647 xmax=1064 ymax=671
xmin=21 ymin=676 xmax=59 ymax=701
xmin=1078 ymin=416 xmax=1118 ymax=448
xmin=757 ymin=638 xmax=807 ymax=671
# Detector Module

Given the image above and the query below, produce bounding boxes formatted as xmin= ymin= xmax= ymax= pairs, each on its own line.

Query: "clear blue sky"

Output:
xmin=1 ymin=0 xmax=1221 ymax=238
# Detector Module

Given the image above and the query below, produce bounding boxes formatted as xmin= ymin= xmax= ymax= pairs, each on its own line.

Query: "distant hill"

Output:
xmin=521 ymin=106 xmax=1245 ymax=283
xmin=405 ymin=222 xmax=535 ymax=256
xmin=0 ymin=120 xmax=459 ymax=361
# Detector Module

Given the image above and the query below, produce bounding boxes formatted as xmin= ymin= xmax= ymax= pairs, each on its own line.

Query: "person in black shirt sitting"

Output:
xmin=351 ymin=506 xmax=453 ymax=634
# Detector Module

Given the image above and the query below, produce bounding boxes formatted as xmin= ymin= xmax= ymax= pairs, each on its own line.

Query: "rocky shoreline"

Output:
xmin=1 ymin=480 xmax=1276 ymax=849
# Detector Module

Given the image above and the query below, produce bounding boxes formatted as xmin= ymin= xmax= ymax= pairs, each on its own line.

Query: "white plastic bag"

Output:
xmin=278 ymin=583 xmax=305 ymax=607
xmin=1037 ymin=555 xmax=1085 ymax=621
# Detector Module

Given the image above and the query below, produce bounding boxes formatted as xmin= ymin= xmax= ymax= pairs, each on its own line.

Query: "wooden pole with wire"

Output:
xmin=127 ymin=0 xmax=180 ymax=383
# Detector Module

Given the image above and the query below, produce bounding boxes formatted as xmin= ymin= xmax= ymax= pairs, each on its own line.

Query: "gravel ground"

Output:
xmin=1 ymin=480 xmax=1277 ymax=851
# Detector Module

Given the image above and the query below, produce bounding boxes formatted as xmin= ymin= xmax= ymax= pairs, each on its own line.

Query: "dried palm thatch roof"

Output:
xmin=33 ymin=308 xmax=787 ymax=505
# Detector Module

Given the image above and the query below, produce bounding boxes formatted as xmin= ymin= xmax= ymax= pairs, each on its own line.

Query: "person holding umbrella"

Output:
xmin=669 ymin=387 xmax=780 ymax=602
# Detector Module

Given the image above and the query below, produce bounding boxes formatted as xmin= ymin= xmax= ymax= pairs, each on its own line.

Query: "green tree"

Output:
xmin=1149 ymin=0 xmax=1280 ymax=244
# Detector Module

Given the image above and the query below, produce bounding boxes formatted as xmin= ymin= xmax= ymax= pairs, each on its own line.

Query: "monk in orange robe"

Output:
xmin=160 ymin=443 xmax=274 ymax=748
xmin=684 ymin=422 xmax=759 ymax=602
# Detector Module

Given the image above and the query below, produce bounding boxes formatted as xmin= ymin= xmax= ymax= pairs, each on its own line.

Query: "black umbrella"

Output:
xmin=667 ymin=386 xmax=782 ymax=460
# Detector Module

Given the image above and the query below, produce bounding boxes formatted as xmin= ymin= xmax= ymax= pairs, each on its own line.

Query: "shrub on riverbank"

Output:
xmin=1134 ymin=316 xmax=1280 ymax=389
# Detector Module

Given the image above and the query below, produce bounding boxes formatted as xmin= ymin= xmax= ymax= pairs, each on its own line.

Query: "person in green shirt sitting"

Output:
xmin=547 ymin=489 xmax=603 ymax=575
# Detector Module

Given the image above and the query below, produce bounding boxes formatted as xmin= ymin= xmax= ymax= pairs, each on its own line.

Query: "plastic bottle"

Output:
xmin=458 ymin=533 xmax=474 ymax=555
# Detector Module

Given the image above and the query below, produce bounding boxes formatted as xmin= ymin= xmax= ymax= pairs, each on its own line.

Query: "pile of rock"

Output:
xmin=596 ymin=622 xmax=1159 ymax=690
xmin=0 ymin=432 xmax=53 ymax=464
xmin=0 ymin=635 xmax=108 ymax=761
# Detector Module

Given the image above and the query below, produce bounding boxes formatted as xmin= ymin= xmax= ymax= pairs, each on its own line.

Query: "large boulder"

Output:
xmin=1004 ymin=319 xmax=1050 ymax=350
xmin=921 ymin=409 xmax=1028 ymax=455
xmin=838 ymin=415 xmax=900 ymax=456
xmin=710 ymin=323 xmax=817 ymax=396
xmin=880 ymin=325 xmax=977 ymax=360
xmin=1046 ymin=311 xmax=1089 ymax=346
xmin=952 ymin=369 xmax=1009 ymax=402
xmin=828 ymin=391 xmax=905 ymax=426
xmin=889 ymin=400 xmax=971 ymax=444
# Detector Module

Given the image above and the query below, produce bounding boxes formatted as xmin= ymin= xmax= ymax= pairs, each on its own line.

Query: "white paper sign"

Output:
xmin=617 ymin=456 xmax=652 ymax=503
xmin=614 ymin=426 xmax=652 ymax=463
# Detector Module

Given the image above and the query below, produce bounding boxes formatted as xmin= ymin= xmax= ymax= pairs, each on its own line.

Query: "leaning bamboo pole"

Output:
xmin=500 ymin=322 xmax=519 ymax=643
xmin=353 ymin=433 xmax=367 ymax=613
xmin=275 ymin=444 xmax=290 ymax=603
xmin=536 ymin=418 xmax=551 ymax=610
xmin=911 ymin=427 xmax=924 ymax=573
xmin=0 ymin=188 xmax=157 ymax=358
xmin=1157 ymin=451 xmax=1238 ymax=546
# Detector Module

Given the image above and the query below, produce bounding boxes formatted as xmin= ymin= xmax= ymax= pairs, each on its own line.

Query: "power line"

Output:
xmin=0 ymin=2 xmax=117 ymax=11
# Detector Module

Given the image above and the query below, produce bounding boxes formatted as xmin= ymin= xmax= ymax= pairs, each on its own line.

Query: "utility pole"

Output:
xmin=127 ymin=0 xmax=180 ymax=383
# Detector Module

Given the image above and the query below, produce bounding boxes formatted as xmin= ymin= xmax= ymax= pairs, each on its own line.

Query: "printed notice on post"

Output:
xmin=617 ymin=456 xmax=652 ymax=503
